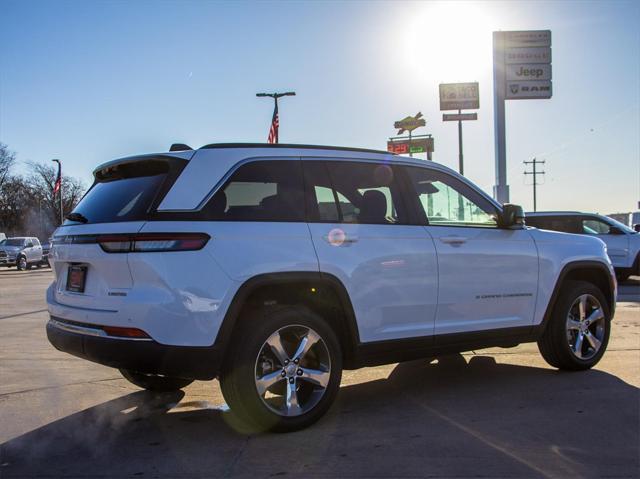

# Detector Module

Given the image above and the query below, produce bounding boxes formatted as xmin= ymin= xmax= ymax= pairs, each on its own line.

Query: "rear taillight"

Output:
xmin=97 ymin=233 xmax=210 ymax=253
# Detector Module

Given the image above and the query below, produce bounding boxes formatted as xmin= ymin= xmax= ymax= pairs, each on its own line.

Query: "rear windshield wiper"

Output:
xmin=65 ymin=212 xmax=89 ymax=224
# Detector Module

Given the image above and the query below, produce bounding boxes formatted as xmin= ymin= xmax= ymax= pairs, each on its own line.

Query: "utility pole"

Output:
xmin=256 ymin=91 xmax=296 ymax=143
xmin=457 ymin=109 xmax=464 ymax=175
xmin=524 ymin=158 xmax=545 ymax=212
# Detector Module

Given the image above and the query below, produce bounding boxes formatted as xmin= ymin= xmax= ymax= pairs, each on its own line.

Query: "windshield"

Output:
xmin=606 ymin=217 xmax=636 ymax=234
xmin=4 ymin=238 xmax=25 ymax=247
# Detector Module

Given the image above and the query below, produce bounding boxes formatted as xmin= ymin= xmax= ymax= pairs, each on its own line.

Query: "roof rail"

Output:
xmin=198 ymin=143 xmax=394 ymax=155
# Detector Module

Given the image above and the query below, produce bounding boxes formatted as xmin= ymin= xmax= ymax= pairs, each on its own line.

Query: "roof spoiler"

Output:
xmin=169 ymin=143 xmax=193 ymax=152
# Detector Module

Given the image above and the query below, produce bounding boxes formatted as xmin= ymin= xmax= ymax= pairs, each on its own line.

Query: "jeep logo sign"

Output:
xmin=506 ymin=64 xmax=552 ymax=81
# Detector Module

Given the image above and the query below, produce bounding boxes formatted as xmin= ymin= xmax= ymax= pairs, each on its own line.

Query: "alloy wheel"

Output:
xmin=565 ymin=294 xmax=606 ymax=361
xmin=254 ymin=325 xmax=331 ymax=417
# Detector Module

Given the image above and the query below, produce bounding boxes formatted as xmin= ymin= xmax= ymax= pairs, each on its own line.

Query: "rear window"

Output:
xmin=65 ymin=160 xmax=171 ymax=225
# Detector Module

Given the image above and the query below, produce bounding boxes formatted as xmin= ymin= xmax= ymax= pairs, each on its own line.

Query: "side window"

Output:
xmin=204 ymin=160 xmax=304 ymax=221
xmin=530 ymin=216 xmax=578 ymax=233
xmin=402 ymin=166 xmax=498 ymax=227
xmin=303 ymin=160 xmax=406 ymax=224
xmin=582 ymin=218 xmax=611 ymax=235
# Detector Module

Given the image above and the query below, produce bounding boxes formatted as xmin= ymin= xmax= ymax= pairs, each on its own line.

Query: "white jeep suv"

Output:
xmin=47 ymin=144 xmax=617 ymax=432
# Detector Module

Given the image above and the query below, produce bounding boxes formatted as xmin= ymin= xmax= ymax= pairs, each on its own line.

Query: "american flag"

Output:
xmin=267 ymin=101 xmax=279 ymax=144
xmin=53 ymin=161 xmax=62 ymax=196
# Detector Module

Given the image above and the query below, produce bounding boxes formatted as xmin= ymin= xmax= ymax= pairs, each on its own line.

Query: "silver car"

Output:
xmin=0 ymin=237 xmax=44 ymax=270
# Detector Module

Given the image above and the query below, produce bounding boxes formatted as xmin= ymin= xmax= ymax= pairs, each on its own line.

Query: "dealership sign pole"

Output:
xmin=439 ymin=83 xmax=479 ymax=176
xmin=493 ymin=30 xmax=552 ymax=204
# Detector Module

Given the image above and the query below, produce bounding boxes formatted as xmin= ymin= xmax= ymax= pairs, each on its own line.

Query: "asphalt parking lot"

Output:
xmin=1 ymin=269 xmax=638 ymax=478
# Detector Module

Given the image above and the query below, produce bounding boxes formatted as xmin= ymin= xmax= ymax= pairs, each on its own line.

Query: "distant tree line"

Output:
xmin=0 ymin=143 xmax=86 ymax=240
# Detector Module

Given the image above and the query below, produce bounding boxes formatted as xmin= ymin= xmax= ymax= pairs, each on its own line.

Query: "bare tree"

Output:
xmin=0 ymin=143 xmax=17 ymax=190
xmin=26 ymin=162 xmax=85 ymax=228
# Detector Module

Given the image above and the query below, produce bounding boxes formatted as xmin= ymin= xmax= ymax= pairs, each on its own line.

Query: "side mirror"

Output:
xmin=499 ymin=204 xmax=525 ymax=229
xmin=26 ymin=242 xmax=34 ymax=248
xmin=609 ymin=226 xmax=625 ymax=235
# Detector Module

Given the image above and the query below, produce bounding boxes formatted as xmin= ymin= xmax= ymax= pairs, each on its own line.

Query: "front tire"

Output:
xmin=538 ymin=280 xmax=610 ymax=370
xmin=219 ymin=306 xmax=343 ymax=432
xmin=16 ymin=256 xmax=27 ymax=271
xmin=119 ymin=369 xmax=194 ymax=392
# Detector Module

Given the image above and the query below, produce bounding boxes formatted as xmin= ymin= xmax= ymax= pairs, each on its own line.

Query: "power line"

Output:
xmin=524 ymin=158 xmax=545 ymax=212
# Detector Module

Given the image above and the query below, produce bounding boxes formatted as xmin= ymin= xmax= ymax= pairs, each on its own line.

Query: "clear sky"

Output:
xmin=1 ymin=0 xmax=638 ymax=213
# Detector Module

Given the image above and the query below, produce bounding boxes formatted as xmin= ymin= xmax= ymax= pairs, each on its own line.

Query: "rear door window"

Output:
xmin=204 ymin=160 xmax=304 ymax=221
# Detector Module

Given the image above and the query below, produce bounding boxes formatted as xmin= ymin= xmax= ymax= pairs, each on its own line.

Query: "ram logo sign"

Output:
xmin=506 ymin=81 xmax=552 ymax=99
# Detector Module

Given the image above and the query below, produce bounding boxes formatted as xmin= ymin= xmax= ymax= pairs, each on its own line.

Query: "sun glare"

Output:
xmin=401 ymin=1 xmax=496 ymax=83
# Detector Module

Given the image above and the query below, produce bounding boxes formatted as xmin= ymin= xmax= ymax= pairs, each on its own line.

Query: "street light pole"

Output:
xmin=256 ymin=91 xmax=296 ymax=143
xmin=52 ymin=159 xmax=63 ymax=225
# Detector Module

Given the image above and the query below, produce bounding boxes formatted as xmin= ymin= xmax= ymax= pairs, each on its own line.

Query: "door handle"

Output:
xmin=440 ymin=236 xmax=467 ymax=245
xmin=323 ymin=234 xmax=359 ymax=245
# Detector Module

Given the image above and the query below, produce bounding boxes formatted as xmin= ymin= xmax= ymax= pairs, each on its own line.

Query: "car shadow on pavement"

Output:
xmin=1 ymin=355 xmax=638 ymax=478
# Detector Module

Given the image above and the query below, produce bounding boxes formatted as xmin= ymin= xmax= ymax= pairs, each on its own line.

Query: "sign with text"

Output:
xmin=387 ymin=137 xmax=434 ymax=155
xmin=506 ymin=80 xmax=552 ymax=99
xmin=504 ymin=30 xmax=551 ymax=47
xmin=505 ymin=47 xmax=552 ymax=64
xmin=506 ymin=64 xmax=552 ymax=81
xmin=439 ymin=82 xmax=479 ymax=111
xmin=443 ymin=113 xmax=478 ymax=121
xmin=492 ymin=29 xmax=553 ymax=204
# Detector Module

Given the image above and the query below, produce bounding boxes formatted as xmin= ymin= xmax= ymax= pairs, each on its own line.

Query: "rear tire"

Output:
xmin=119 ymin=369 xmax=194 ymax=392
xmin=219 ymin=305 xmax=343 ymax=432
xmin=538 ymin=280 xmax=610 ymax=370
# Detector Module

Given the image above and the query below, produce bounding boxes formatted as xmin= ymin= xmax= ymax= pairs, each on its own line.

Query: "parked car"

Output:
xmin=46 ymin=144 xmax=616 ymax=432
xmin=526 ymin=211 xmax=640 ymax=282
xmin=0 ymin=236 xmax=44 ymax=270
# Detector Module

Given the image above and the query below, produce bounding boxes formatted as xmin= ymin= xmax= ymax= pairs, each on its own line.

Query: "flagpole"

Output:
xmin=257 ymin=91 xmax=296 ymax=144
xmin=52 ymin=159 xmax=63 ymax=225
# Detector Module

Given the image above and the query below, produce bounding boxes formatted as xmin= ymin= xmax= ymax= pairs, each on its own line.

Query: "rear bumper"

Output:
xmin=46 ymin=317 xmax=222 ymax=380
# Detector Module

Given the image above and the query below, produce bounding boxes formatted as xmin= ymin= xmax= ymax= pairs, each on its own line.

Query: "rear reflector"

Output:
xmin=102 ymin=326 xmax=151 ymax=338
xmin=95 ymin=233 xmax=210 ymax=253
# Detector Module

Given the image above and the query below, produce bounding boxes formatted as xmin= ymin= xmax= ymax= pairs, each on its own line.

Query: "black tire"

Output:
xmin=119 ymin=369 xmax=194 ymax=392
xmin=16 ymin=256 xmax=27 ymax=271
xmin=616 ymin=272 xmax=630 ymax=283
xmin=219 ymin=305 xmax=343 ymax=433
xmin=538 ymin=280 xmax=611 ymax=371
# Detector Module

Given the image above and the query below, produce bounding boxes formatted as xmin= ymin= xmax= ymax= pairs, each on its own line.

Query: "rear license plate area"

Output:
xmin=66 ymin=265 xmax=87 ymax=293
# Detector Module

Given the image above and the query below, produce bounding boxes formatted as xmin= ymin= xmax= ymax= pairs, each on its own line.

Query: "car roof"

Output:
xmin=199 ymin=142 xmax=393 ymax=156
xmin=526 ymin=211 xmax=596 ymax=216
